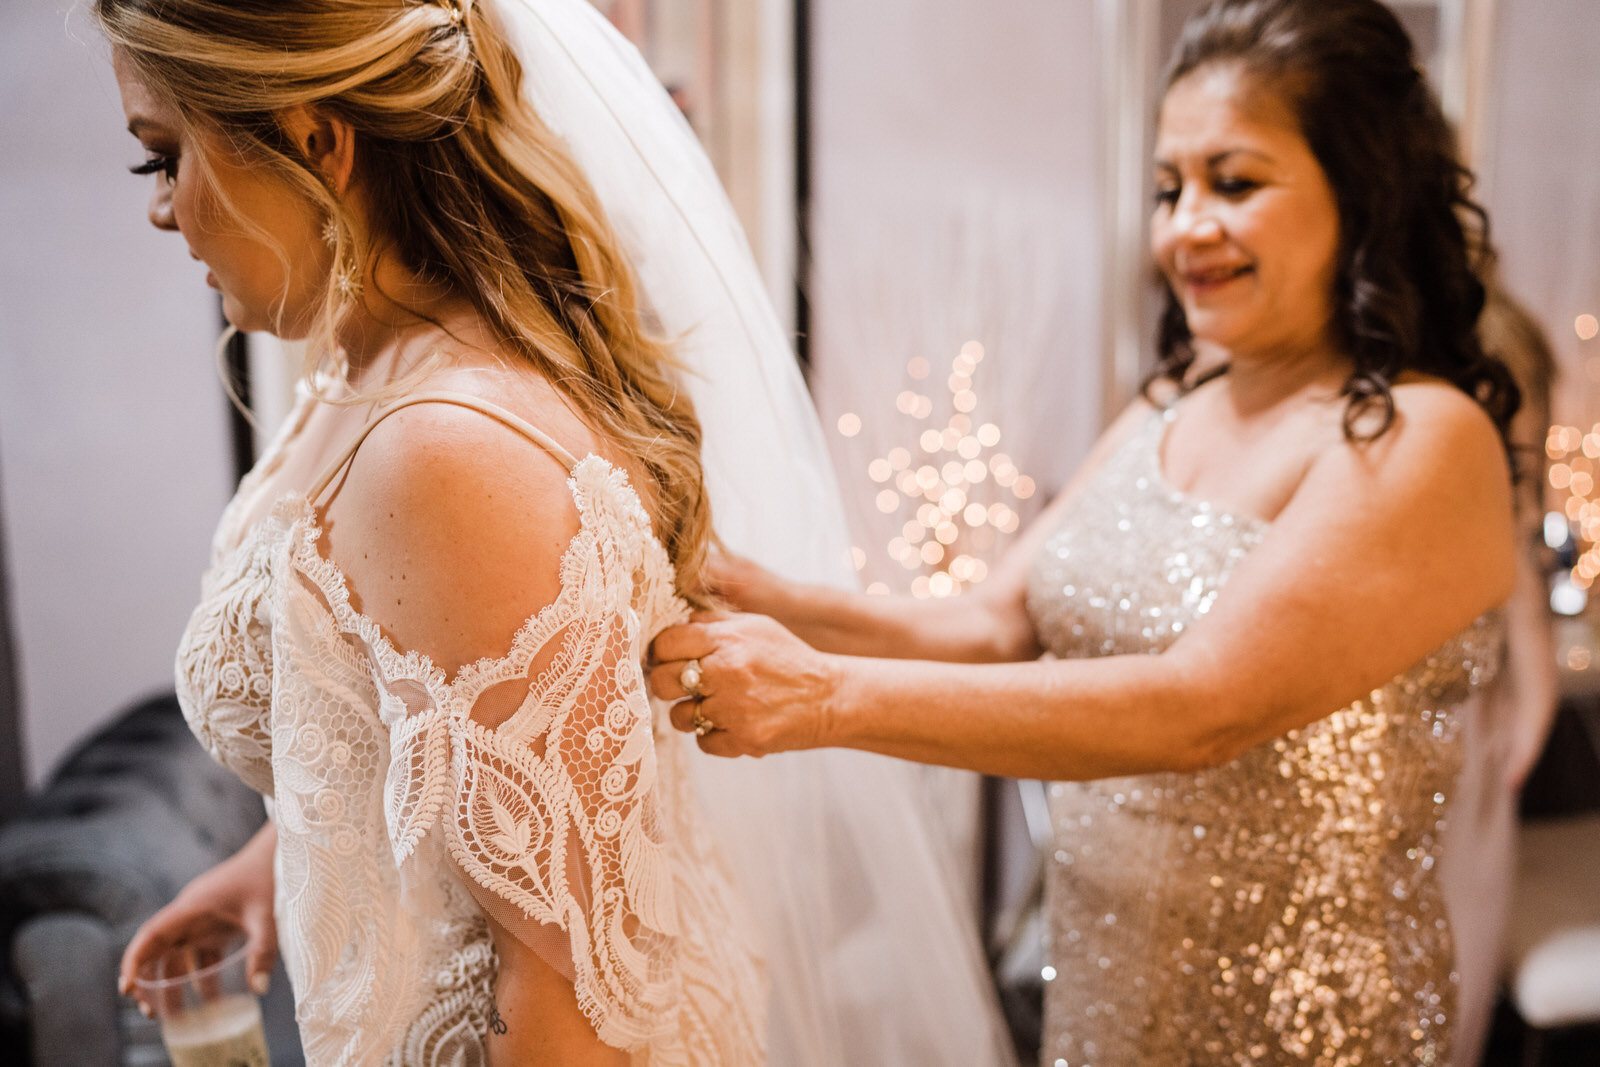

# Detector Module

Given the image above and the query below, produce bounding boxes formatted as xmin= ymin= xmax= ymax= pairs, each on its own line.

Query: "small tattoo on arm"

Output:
xmin=488 ymin=1005 xmax=508 ymax=1035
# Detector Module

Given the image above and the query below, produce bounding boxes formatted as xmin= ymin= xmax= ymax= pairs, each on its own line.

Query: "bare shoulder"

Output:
xmin=1017 ymin=394 xmax=1155 ymax=528
xmin=1331 ymin=375 xmax=1511 ymax=495
xmin=1390 ymin=373 xmax=1506 ymax=433
xmin=984 ymin=394 xmax=1157 ymax=603
xmin=1292 ymin=376 xmax=1516 ymax=602
xmin=406 ymin=361 xmax=601 ymax=458
xmin=1106 ymin=393 xmax=1162 ymax=440
xmin=320 ymin=366 xmax=598 ymax=675
xmin=1072 ymin=394 xmax=1160 ymax=482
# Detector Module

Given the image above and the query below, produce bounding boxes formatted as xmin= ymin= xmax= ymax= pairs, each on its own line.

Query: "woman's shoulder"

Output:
xmin=379 ymin=362 xmax=600 ymax=462
xmin=1389 ymin=371 xmax=1502 ymax=425
xmin=316 ymin=365 xmax=606 ymax=676
xmin=340 ymin=371 xmax=585 ymax=525
xmin=1364 ymin=373 xmax=1510 ymax=477
xmin=1303 ymin=372 xmax=1514 ymax=547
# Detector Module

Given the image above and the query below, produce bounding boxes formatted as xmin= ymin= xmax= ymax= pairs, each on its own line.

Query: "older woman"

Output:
xmin=652 ymin=0 xmax=1521 ymax=1062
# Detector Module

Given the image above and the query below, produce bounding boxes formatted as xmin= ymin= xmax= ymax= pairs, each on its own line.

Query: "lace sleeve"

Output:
xmin=376 ymin=459 xmax=688 ymax=1051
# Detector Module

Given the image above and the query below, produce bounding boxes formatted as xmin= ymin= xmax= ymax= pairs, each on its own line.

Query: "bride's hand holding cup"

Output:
xmin=650 ymin=612 xmax=841 ymax=757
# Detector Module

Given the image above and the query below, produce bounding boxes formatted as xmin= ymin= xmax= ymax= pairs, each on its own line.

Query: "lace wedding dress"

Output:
xmin=175 ymin=390 xmax=764 ymax=1066
xmin=166 ymin=0 xmax=1015 ymax=1057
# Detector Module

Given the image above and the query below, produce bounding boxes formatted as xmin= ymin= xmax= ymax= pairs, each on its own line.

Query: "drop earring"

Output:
xmin=322 ymin=216 xmax=362 ymax=301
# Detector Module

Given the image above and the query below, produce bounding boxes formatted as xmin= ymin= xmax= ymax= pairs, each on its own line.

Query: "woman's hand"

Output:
xmin=650 ymin=612 xmax=843 ymax=758
xmin=706 ymin=553 xmax=797 ymax=619
xmin=118 ymin=820 xmax=278 ymax=1014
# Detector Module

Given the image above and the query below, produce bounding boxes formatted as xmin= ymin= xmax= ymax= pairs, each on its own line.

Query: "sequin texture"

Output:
xmin=1025 ymin=407 xmax=1501 ymax=1066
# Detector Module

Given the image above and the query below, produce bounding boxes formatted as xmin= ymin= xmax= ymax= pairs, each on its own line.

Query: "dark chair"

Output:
xmin=0 ymin=692 xmax=303 ymax=1066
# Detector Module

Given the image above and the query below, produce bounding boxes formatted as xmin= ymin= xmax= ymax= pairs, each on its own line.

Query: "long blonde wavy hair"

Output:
xmin=98 ymin=0 xmax=714 ymax=599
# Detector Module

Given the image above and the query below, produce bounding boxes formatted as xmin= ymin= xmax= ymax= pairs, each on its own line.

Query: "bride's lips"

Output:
xmin=188 ymin=250 xmax=216 ymax=288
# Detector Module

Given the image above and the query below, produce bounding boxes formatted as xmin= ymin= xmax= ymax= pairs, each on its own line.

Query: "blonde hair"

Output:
xmin=98 ymin=0 xmax=714 ymax=600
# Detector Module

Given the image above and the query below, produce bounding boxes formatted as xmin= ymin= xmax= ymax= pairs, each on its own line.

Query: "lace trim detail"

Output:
xmin=178 ymin=448 xmax=759 ymax=1063
xmin=174 ymin=507 xmax=289 ymax=797
xmin=272 ymin=455 xmax=743 ymax=1058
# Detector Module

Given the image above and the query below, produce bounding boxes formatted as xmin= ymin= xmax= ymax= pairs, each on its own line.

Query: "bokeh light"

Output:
xmin=841 ymin=339 xmax=1038 ymax=597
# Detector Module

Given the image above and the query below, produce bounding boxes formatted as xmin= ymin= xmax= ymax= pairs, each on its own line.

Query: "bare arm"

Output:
xmin=1497 ymin=521 xmax=1559 ymax=791
xmin=716 ymin=399 xmax=1157 ymax=663
xmin=1495 ymin=395 xmax=1559 ymax=790
xmin=324 ymin=401 xmax=628 ymax=1065
xmin=654 ymin=385 xmax=1517 ymax=780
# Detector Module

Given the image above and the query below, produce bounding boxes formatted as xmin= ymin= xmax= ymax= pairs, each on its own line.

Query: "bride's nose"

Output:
xmin=148 ymin=178 xmax=176 ymax=231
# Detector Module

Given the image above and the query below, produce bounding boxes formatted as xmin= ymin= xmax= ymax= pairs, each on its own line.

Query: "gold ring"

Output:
xmin=679 ymin=659 xmax=704 ymax=699
xmin=691 ymin=710 xmax=716 ymax=737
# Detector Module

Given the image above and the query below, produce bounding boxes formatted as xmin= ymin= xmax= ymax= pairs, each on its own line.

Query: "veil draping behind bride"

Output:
xmin=496 ymin=0 xmax=1016 ymax=1061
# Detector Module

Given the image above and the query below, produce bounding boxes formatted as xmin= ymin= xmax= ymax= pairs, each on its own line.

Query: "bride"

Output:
xmin=106 ymin=0 xmax=1012 ymax=1062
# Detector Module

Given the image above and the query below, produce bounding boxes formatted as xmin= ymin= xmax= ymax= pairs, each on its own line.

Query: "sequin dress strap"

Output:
xmin=306 ymin=390 xmax=582 ymax=502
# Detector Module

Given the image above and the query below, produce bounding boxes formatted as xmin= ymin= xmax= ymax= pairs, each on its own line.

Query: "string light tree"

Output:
xmin=835 ymin=339 xmax=1036 ymax=599
xmin=834 ymin=337 xmax=1050 ymax=1041
xmin=1542 ymin=311 xmax=1600 ymax=669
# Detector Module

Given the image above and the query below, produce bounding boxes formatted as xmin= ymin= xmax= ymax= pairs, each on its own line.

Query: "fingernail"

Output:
xmin=139 ymin=1002 xmax=152 ymax=1018
xmin=250 ymin=972 xmax=270 ymax=995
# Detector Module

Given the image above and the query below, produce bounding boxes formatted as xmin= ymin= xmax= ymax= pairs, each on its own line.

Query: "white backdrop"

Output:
xmin=0 ymin=1 xmax=233 ymax=786
xmin=809 ymin=0 xmax=1105 ymax=588
xmin=1479 ymin=0 xmax=1600 ymax=431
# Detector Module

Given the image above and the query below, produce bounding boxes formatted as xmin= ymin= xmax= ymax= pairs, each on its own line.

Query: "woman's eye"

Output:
xmin=1153 ymin=186 xmax=1180 ymax=207
xmin=1214 ymin=176 xmax=1257 ymax=197
xmin=128 ymin=154 xmax=179 ymax=181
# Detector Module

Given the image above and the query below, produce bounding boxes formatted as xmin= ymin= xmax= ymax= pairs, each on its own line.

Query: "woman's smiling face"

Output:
xmin=1151 ymin=62 xmax=1342 ymax=363
xmin=114 ymin=48 xmax=331 ymax=338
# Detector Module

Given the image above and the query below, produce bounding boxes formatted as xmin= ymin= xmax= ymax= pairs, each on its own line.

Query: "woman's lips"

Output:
xmin=1182 ymin=264 xmax=1252 ymax=295
xmin=189 ymin=251 xmax=217 ymax=289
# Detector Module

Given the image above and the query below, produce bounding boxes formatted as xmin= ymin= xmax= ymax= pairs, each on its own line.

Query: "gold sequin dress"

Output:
xmin=1025 ymin=405 xmax=1502 ymax=1067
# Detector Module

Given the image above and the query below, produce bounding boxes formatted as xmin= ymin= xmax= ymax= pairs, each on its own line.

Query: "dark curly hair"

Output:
xmin=1143 ymin=0 xmax=1520 ymax=460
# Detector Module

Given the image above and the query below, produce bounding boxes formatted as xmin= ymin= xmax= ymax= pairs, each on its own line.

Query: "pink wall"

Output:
xmin=1480 ymin=0 xmax=1600 ymax=431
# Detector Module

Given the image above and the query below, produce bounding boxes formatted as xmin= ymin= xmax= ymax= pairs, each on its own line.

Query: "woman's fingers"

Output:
xmin=120 ymin=907 xmax=202 ymax=1015
xmin=706 ymin=555 xmax=784 ymax=614
xmin=649 ymin=619 xmax=717 ymax=667
xmin=696 ymin=727 xmax=743 ymax=758
xmin=705 ymin=554 xmax=754 ymax=598
xmin=667 ymin=696 xmax=704 ymax=734
xmin=654 ymin=612 xmax=831 ymax=756
xmin=241 ymin=904 xmax=277 ymax=995
xmin=650 ymin=659 xmax=704 ymax=703
xmin=649 ymin=618 xmax=727 ymax=702
xmin=119 ymin=901 xmax=190 ymax=995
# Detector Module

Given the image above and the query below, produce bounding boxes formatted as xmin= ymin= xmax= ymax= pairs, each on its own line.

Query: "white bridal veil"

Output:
xmin=495 ymin=0 xmax=1017 ymax=1061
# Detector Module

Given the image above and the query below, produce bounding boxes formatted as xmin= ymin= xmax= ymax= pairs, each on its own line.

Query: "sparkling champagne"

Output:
xmin=161 ymin=992 xmax=270 ymax=1067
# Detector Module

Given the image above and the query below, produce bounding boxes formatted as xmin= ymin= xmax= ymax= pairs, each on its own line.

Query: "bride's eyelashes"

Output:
xmin=129 ymin=153 xmax=179 ymax=180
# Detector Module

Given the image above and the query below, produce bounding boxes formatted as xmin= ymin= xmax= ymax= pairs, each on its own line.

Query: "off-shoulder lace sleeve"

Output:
xmin=311 ymin=457 xmax=691 ymax=1052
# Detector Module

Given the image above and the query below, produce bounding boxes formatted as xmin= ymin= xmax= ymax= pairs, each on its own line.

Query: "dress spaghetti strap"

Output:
xmin=306 ymin=391 xmax=583 ymax=504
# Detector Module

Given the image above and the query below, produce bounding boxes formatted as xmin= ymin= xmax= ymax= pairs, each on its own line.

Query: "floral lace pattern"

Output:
xmin=177 ymin=451 xmax=764 ymax=1066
